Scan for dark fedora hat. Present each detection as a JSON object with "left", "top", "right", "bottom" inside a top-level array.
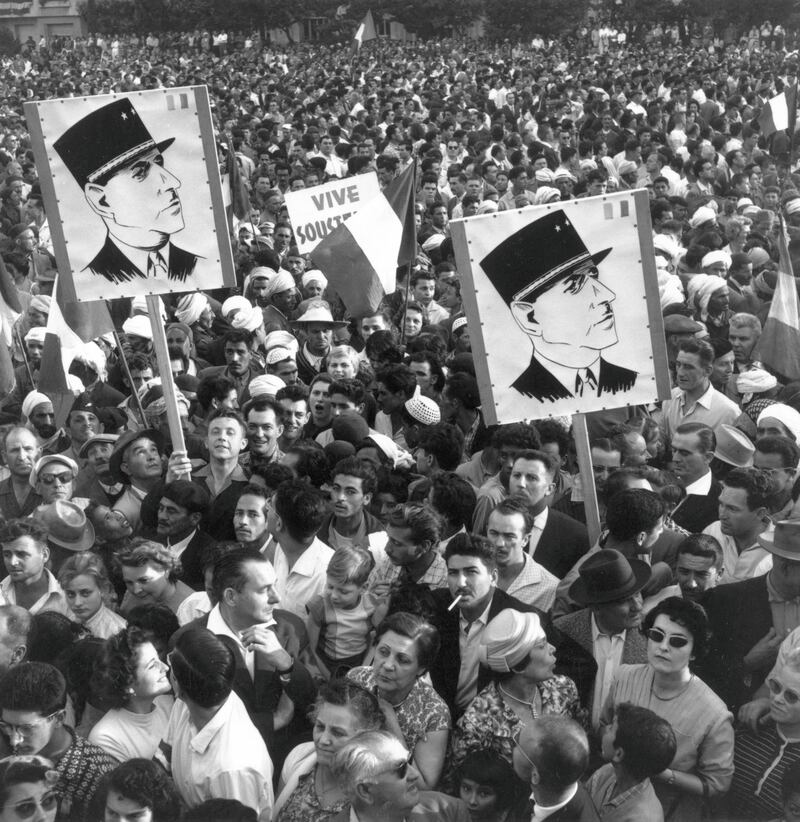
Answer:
[
  {"left": 568, "top": 549, "right": 651, "bottom": 606},
  {"left": 480, "top": 209, "right": 612, "bottom": 305},
  {"left": 108, "top": 428, "right": 165, "bottom": 485},
  {"left": 53, "top": 97, "right": 175, "bottom": 190}
]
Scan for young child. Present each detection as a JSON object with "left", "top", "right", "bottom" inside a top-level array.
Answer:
[
  {"left": 457, "top": 750, "right": 520, "bottom": 822},
  {"left": 305, "top": 545, "right": 382, "bottom": 680},
  {"left": 586, "top": 702, "right": 677, "bottom": 822},
  {"left": 58, "top": 552, "right": 127, "bottom": 639}
]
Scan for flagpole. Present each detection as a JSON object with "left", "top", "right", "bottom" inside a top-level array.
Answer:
[
  {"left": 399, "top": 160, "right": 417, "bottom": 349},
  {"left": 792, "top": 75, "right": 799, "bottom": 167},
  {"left": 13, "top": 326, "right": 35, "bottom": 390},
  {"left": 106, "top": 303, "right": 148, "bottom": 430}
]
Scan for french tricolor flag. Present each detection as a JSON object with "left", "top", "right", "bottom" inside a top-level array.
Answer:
[
  {"left": 312, "top": 165, "right": 416, "bottom": 317},
  {"left": 758, "top": 83, "right": 797, "bottom": 138}
]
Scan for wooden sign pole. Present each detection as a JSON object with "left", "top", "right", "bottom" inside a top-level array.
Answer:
[
  {"left": 146, "top": 294, "right": 186, "bottom": 454},
  {"left": 573, "top": 412, "right": 601, "bottom": 545}
]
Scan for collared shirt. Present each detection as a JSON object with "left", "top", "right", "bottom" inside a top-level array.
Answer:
[
  {"left": 0, "top": 569, "right": 69, "bottom": 615},
  {"left": 505, "top": 553, "right": 559, "bottom": 611},
  {"left": 534, "top": 354, "right": 601, "bottom": 398},
  {"left": 661, "top": 383, "right": 739, "bottom": 441},
  {"left": 457, "top": 599, "right": 493, "bottom": 710},
  {"left": 370, "top": 550, "right": 448, "bottom": 592},
  {"left": 591, "top": 614, "right": 626, "bottom": 730},
  {"left": 684, "top": 471, "right": 713, "bottom": 497},
  {"left": 273, "top": 538, "right": 333, "bottom": 619},
  {"left": 193, "top": 461, "right": 248, "bottom": 500},
  {"left": 586, "top": 764, "right": 662, "bottom": 822},
  {"left": 767, "top": 573, "right": 800, "bottom": 641},
  {"left": 206, "top": 604, "right": 276, "bottom": 679},
  {"left": 84, "top": 605, "right": 127, "bottom": 639},
  {"left": 168, "top": 529, "right": 197, "bottom": 562},
  {"left": 301, "top": 342, "right": 325, "bottom": 372},
  {"left": 702, "top": 520, "right": 773, "bottom": 583},
  {"left": 164, "top": 691, "right": 274, "bottom": 819},
  {"left": 531, "top": 784, "right": 578, "bottom": 821},
  {"left": 108, "top": 235, "right": 171, "bottom": 277}
]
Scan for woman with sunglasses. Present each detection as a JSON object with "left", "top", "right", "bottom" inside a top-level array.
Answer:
[
  {"left": 728, "top": 646, "right": 800, "bottom": 819},
  {"left": 600, "top": 597, "right": 734, "bottom": 822},
  {"left": 0, "top": 755, "right": 58, "bottom": 822}
]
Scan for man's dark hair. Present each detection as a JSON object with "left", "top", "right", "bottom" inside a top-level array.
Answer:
[
  {"left": 276, "top": 383, "right": 309, "bottom": 405},
  {"left": 512, "top": 448, "right": 557, "bottom": 477},
  {"left": 223, "top": 329, "right": 255, "bottom": 348},
  {"left": 250, "top": 463, "right": 294, "bottom": 492},
  {"left": 212, "top": 547, "right": 266, "bottom": 603},
  {"left": 329, "top": 378, "right": 367, "bottom": 408},
  {"left": 444, "top": 532, "right": 496, "bottom": 570},
  {"left": 674, "top": 422, "right": 716, "bottom": 455},
  {"left": 161, "top": 480, "right": 208, "bottom": 515},
  {"left": 98, "top": 759, "right": 182, "bottom": 822},
  {"left": 197, "top": 374, "right": 237, "bottom": 413},
  {"left": 244, "top": 397, "right": 284, "bottom": 424},
  {"left": 273, "top": 479, "right": 328, "bottom": 541},
  {"left": 0, "top": 519, "right": 48, "bottom": 548},
  {"left": 605, "top": 489, "right": 664, "bottom": 541},
  {"left": 612, "top": 703, "right": 677, "bottom": 781},
  {"left": 285, "top": 442, "right": 330, "bottom": 487},
  {"left": 429, "top": 473, "right": 476, "bottom": 531},
  {"left": 534, "top": 419, "right": 571, "bottom": 459},
  {"left": 170, "top": 628, "right": 236, "bottom": 708},
  {"left": 444, "top": 372, "right": 481, "bottom": 410},
  {"left": 527, "top": 717, "right": 588, "bottom": 790},
  {"left": 677, "top": 337, "right": 714, "bottom": 367},
  {"left": 207, "top": 407, "right": 248, "bottom": 433},
  {"left": 491, "top": 494, "right": 535, "bottom": 533},
  {"left": 0, "top": 661, "right": 67, "bottom": 715},
  {"left": 416, "top": 423, "right": 464, "bottom": 471},
  {"left": 722, "top": 467, "right": 773, "bottom": 511},
  {"left": 492, "top": 423, "right": 541, "bottom": 451},
  {"left": 376, "top": 364, "right": 418, "bottom": 400},
  {"left": 332, "top": 456, "right": 377, "bottom": 496},
  {"left": 676, "top": 533, "right": 724, "bottom": 571},
  {"left": 755, "top": 435, "right": 800, "bottom": 468}
]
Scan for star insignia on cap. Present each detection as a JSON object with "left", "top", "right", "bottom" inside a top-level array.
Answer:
[{"left": 121, "top": 113, "right": 127, "bottom": 120}]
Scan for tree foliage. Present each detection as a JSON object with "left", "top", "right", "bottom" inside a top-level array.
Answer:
[{"left": 484, "top": 0, "right": 591, "bottom": 41}]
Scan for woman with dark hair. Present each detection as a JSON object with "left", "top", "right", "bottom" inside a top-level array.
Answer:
[
  {"left": 0, "top": 755, "right": 59, "bottom": 822},
  {"left": 457, "top": 749, "right": 521, "bottom": 822},
  {"left": 92, "top": 758, "right": 181, "bottom": 822},
  {"left": 273, "top": 679, "right": 385, "bottom": 822},
  {"left": 116, "top": 538, "right": 193, "bottom": 617},
  {"left": 347, "top": 611, "right": 450, "bottom": 788},
  {"left": 89, "top": 626, "right": 173, "bottom": 762},
  {"left": 600, "top": 597, "right": 734, "bottom": 821}
]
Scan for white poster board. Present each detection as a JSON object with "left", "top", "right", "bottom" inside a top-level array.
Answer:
[
  {"left": 450, "top": 190, "right": 670, "bottom": 424},
  {"left": 284, "top": 172, "right": 381, "bottom": 253},
  {"left": 25, "top": 86, "right": 235, "bottom": 303}
]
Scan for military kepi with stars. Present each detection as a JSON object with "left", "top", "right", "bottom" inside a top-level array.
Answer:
[
  {"left": 480, "top": 209, "right": 613, "bottom": 305},
  {"left": 53, "top": 97, "right": 175, "bottom": 190}
]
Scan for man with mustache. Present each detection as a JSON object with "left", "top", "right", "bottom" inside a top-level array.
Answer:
[
  {"left": 53, "top": 97, "right": 199, "bottom": 285},
  {"left": 481, "top": 210, "right": 637, "bottom": 402}
]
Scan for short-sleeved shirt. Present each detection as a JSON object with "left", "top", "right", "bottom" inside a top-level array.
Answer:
[
  {"left": 306, "top": 593, "right": 374, "bottom": 659},
  {"left": 348, "top": 666, "right": 451, "bottom": 752}
]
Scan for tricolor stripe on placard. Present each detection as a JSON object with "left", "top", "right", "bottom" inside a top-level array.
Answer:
[
  {"left": 312, "top": 165, "right": 415, "bottom": 316},
  {"left": 758, "top": 85, "right": 797, "bottom": 138}
]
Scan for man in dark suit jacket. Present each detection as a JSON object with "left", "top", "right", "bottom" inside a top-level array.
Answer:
[
  {"left": 669, "top": 423, "right": 723, "bottom": 534},
  {"left": 429, "top": 533, "right": 545, "bottom": 718},
  {"left": 512, "top": 355, "right": 637, "bottom": 402},
  {"left": 170, "top": 548, "right": 316, "bottom": 770},
  {"left": 535, "top": 506, "right": 591, "bottom": 580}
]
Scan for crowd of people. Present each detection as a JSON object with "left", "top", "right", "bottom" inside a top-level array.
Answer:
[{"left": 2, "top": 15, "right": 800, "bottom": 822}]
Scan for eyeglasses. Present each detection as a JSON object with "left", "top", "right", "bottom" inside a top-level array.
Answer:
[
  {"left": 768, "top": 677, "right": 800, "bottom": 705},
  {"left": 645, "top": 627, "right": 690, "bottom": 649},
  {"left": 0, "top": 712, "right": 59, "bottom": 738},
  {"left": 374, "top": 751, "right": 414, "bottom": 780},
  {"left": 4, "top": 790, "right": 58, "bottom": 820},
  {"left": 37, "top": 472, "right": 72, "bottom": 486}
]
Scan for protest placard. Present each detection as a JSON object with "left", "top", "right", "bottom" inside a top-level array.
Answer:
[
  {"left": 25, "top": 86, "right": 235, "bottom": 303},
  {"left": 285, "top": 173, "right": 381, "bottom": 254},
  {"left": 450, "top": 190, "right": 671, "bottom": 425}
]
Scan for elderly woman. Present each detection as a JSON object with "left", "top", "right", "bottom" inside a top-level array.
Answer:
[
  {"left": 347, "top": 612, "right": 450, "bottom": 789},
  {"left": 601, "top": 597, "right": 734, "bottom": 822},
  {"left": 116, "top": 538, "right": 193, "bottom": 617},
  {"left": 89, "top": 626, "right": 174, "bottom": 762},
  {"left": 729, "top": 647, "right": 800, "bottom": 818},
  {"left": 330, "top": 730, "right": 467, "bottom": 822},
  {"left": 92, "top": 758, "right": 181, "bottom": 822},
  {"left": 447, "top": 610, "right": 583, "bottom": 784},
  {"left": 0, "top": 755, "right": 59, "bottom": 822},
  {"left": 273, "top": 679, "right": 385, "bottom": 822}
]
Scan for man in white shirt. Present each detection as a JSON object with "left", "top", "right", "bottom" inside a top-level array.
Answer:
[
  {"left": 703, "top": 467, "right": 773, "bottom": 583},
  {"left": 267, "top": 479, "right": 331, "bottom": 619},
  {"left": 162, "top": 627, "right": 274, "bottom": 820},
  {"left": 554, "top": 549, "right": 651, "bottom": 729}
]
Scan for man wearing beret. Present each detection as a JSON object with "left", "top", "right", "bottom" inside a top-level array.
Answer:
[
  {"left": 53, "top": 97, "right": 199, "bottom": 286},
  {"left": 481, "top": 210, "right": 637, "bottom": 403}
]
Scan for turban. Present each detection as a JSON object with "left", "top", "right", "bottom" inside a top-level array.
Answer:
[
  {"left": 737, "top": 368, "right": 778, "bottom": 405},
  {"left": 132, "top": 295, "right": 166, "bottom": 319},
  {"left": 785, "top": 198, "right": 800, "bottom": 216},
  {"left": 653, "top": 233, "right": 680, "bottom": 258},
  {"left": 747, "top": 247, "right": 771, "bottom": 268},
  {"left": 74, "top": 341, "right": 106, "bottom": 377},
  {"left": 122, "top": 315, "right": 153, "bottom": 340},
  {"left": 422, "top": 234, "right": 446, "bottom": 252},
  {"left": 21, "top": 390, "right": 51, "bottom": 421},
  {"left": 29, "top": 295, "right": 50, "bottom": 314},
  {"left": 534, "top": 168, "right": 555, "bottom": 183},
  {"left": 24, "top": 326, "right": 46, "bottom": 344},
  {"left": 554, "top": 168, "right": 577, "bottom": 182},
  {"left": 250, "top": 266, "right": 276, "bottom": 281},
  {"left": 265, "top": 330, "right": 299, "bottom": 355},
  {"left": 617, "top": 160, "right": 637, "bottom": 176},
  {"left": 231, "top": 304, "right": 263, "bottom": 332},
  {"left": 221, "top": 295, "right": 251, "bottom": 319},
  {"left": 248, "top": 374, "right": 285, "bottom": 398},
  {"left": 686, "top": 274, "right": 726, "bottom": 320},
  {"left": 478, "top": 610, "right": 546, "bottom": 672},
  {"left": 757, "top": 403, "right": 800, "bottom": 442},
  {"left": 175, "top": 293, "right": 208, "bottom": 326},
  {"left": 264, "top": 269, "right": 296, "bottom": 296},
  {"left": 477, "top": 200, "right": 498, "bottom": 214},
  {"left": 532, "top": 186, "right": 561, "bottom": 204},
  {"left": 701, "top": 250, "right": 732, "bottom": 271},
  {"left": 689, "top": 206, "right": 716, "bottom": 228},
  {"left": 301, "top": 270, "right": 328, "bottom": 290}
]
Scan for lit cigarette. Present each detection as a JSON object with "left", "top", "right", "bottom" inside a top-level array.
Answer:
[{"left": 448, "top": 594, "right": 463, "bottom": 612}]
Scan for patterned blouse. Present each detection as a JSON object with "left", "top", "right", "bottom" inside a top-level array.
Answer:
[
  {"left": 347, "top": 666, "right": 451, "bottom": 753},
  {"left": 446, "top": 676, "right": 584, "bottom": 786},
  {"left": 275, "top": 768, "right": 346, "bottom": 822}
]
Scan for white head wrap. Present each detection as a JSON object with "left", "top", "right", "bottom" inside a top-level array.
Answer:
[
  {"left": 301, "top": 270, "right": 328, "bottom": 290},
  {"left": 701, "top": 250, "right": 732, "bottom": 271},
  {"left": 24, "top": 326, "right": 46, "bottom": 344},
  {"left": 21, "top": 390, "right": 51, "bottom": 421},
  {"left": 532, "top": 186, "right": 561, "bottom": 205},
  {"left": 231, "top": 304, "right": 264, "bottom": 332},
  {"left": 248, "top": 374, "right": 285, "bottom": 398},
  {"left": 686, "top": 274, "right": 727, "bottom": 320},
  {"left": 122, "top": 315, "right": 153, "bottom": 340},
  {"left": 175, "top": 293, "right": 209, "bottom": 326},
  {"left": 264, "top": 269, "right": 296, "bottom": 296},
  {"left": 757, "top": 404, "right": 800, "bottom": 442},
  {"left": 221, "top": 296, "right": 251, "bottom": 319}
]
